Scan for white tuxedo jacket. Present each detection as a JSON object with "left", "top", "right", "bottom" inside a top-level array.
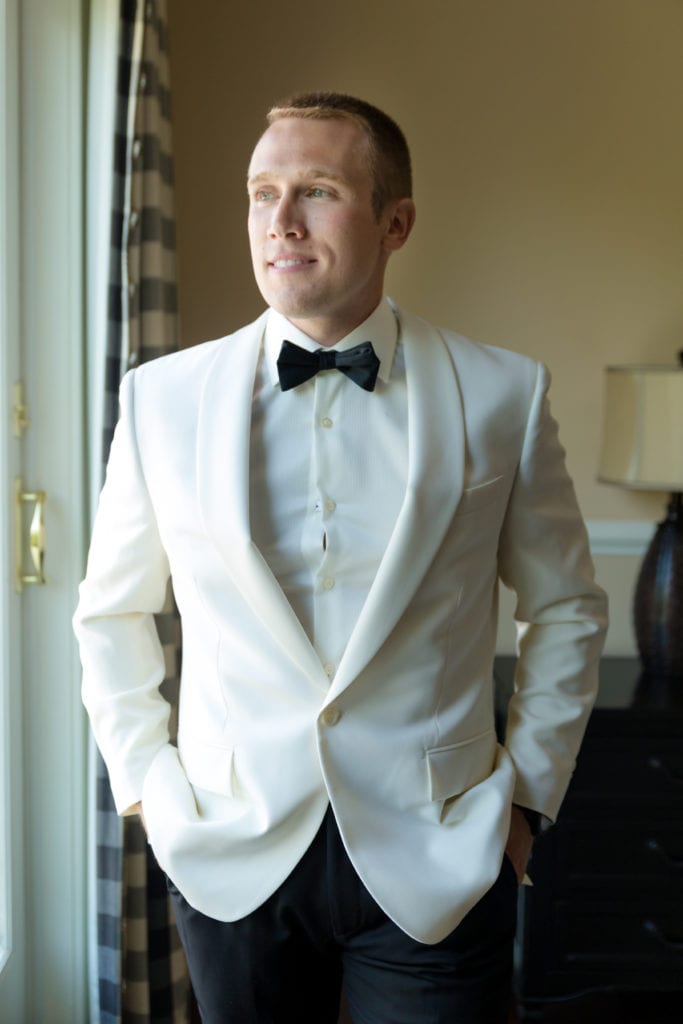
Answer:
[{"left": 74, "top": 304, "right": 607, "bottom": 944}]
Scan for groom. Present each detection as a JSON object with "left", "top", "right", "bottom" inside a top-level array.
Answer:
[{"left": 75, "top": 92, "right": 607, "bottom": 1023}]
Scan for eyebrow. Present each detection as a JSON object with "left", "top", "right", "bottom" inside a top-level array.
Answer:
[{"left": 246, "top": 168, "right": 349, "bottom": 187}]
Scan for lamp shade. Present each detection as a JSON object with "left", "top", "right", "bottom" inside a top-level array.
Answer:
[{"left": 598, "top": 364, "right": 683, "bottom": 491}]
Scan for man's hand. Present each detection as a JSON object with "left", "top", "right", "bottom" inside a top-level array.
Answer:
[
  {"left": 505, "top": 804, "right": 534, "bottom": 884},
  {"left": 133, "top": 800, "right": 147, "bottom": 834}
]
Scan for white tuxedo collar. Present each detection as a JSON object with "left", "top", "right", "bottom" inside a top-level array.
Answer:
[{"left": 196, "top": 305, "right": 465, "bottom": 696}]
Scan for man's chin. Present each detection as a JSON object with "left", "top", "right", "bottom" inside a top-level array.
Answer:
[{"left": 263, "top": 294, "right": 327, "bottom": 323}]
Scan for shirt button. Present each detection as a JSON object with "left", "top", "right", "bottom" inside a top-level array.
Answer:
[
  {"left": 323, "top": 662, "right": 335, "bottom": 677},
  {"left": 321, "top": 705, "right": 341, "bottom": 727},
  {"left": 322, "top": 577, "right": 335, "bottom": 591},
  {"left": 321, "top": 417, "right": 333, "bottom": 428},
  {"left": 324, "top": 499, "right": 336, "bottom": 513}
]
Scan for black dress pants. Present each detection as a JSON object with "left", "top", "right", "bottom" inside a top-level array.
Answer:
[{"left": 167, "top": 808, "right": 517, "bottom": 1024}]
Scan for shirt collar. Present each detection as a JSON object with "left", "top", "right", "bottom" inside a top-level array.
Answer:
[{"left": 264, "top": 297, "right": 399, "bottom": 389}]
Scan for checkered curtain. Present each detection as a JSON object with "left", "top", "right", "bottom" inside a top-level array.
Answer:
[{"left": 96, "top": 1, "right": 191, "bottom": 1021}]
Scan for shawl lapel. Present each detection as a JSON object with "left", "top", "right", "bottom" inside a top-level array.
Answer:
[
  {"left": 327, "top": 307, "right": 465, "bottom": 701},
  {"left": 196, "top": 314, "right": 328, "bottom": 690}
]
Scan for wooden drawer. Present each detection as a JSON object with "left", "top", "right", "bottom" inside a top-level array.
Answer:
[
  {"left": 552, "top": 819, "right": 683, "bottom": 890},
  {"left": 520, "top": 899, "right": 683, "bottom": 997},
  {"left": 555, "top": 899, "right": 683, "bottom": 974},
  {"left": 570, "top": 737, "right": 683, "bottom": 798}
]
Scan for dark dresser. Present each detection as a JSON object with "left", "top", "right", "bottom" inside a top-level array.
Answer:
[{"left": 495, "top": 657, "right": 683, "bottom": 1022}]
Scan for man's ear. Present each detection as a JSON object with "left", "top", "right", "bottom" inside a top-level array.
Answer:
[{"left": 382, "top": 198, "right": 416, "bottom": 253}]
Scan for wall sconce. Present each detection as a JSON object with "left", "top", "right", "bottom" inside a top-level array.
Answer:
[{"left": 598, "top": 357, "right": 683, "bottom": 679}]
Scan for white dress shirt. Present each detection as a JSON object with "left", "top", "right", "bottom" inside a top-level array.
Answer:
[{"left": 249, "top": 297, "right": 408, "bottom": 679}]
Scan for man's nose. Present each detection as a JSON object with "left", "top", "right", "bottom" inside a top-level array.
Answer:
[{"left": 268, "top": 195, "right": 305, "bottom": 239}]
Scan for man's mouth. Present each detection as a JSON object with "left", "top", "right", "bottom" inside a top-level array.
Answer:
[{"left": 269, "top": 257, "right": 316, "bottom": 270}]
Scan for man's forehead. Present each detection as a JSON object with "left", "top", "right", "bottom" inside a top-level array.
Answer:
[{"left": 249, "top": 117, "right": 367, "bottom": 166}]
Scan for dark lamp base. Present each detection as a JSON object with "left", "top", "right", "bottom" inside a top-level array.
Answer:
[{"left": 633, "top": 492, "right": 683, "bottom": 680}]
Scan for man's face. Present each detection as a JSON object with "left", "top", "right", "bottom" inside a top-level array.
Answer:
[{"left": 247, "top": 117, "right": 393, "bottom": 345}]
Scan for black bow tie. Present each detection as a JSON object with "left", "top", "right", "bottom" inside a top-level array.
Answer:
[{"left": 277, "top": 340, "right": 380, "bottom": 392}]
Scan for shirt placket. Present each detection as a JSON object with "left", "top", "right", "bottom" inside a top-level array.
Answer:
[{"left": 309, "top": 370, "right": 347, "bottom": 681}]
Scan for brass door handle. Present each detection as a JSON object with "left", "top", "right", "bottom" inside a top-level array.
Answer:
[{"left": 15, "top": 478, "right": 47, "bottom": 592}]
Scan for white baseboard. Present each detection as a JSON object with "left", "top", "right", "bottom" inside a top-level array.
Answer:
[{"left": 586, "top": 519, "right": 654, "bottom": 557}]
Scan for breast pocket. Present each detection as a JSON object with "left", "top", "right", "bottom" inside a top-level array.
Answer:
[{"left": 454, "top": 475, "right": 506, "bottom": 517}]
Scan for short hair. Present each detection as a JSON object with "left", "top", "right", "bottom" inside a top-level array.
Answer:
[{"left": 266, "top": 92, "right": 412, "bottom": 219}]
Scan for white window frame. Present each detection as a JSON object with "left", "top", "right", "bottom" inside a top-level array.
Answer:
[{"left": 1, "top": 0, "right": 87, "bottom": 1019}]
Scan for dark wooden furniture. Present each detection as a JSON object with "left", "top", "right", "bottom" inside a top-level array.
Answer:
[{"left": 496, "top": 657, "right": 683, "bottom": 1022}]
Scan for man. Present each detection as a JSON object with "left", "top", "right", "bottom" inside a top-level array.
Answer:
[{"left": 74, "top": 93, "right": 607, "bottom": 1023}]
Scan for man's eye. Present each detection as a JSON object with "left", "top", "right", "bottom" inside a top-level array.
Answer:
[
  {"left": 308, "top": 187, "right": 330, "bottom": 198},
  {"left": 253, "top": 189, "right": 275, "bottom": 202}
]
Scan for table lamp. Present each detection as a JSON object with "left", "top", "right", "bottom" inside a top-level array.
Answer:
[{"left": 598, "top": 357, "right": 683, "bottom": 679}]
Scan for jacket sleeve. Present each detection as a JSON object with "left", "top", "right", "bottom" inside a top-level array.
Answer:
[
  {"left": 73, "top": 369, "right": 173, "bottom": 814},
  {"left": 497, "top": 361, "right": 608, "bottom": 821}
]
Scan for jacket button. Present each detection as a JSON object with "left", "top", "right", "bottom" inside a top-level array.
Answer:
[{"left": 321, "top": 705, "right": 341, "bottom": 727}]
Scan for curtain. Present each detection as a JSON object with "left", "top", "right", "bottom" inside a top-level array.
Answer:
[{"left": 95, "top": 1, "right": 190, "bottom": 1020}]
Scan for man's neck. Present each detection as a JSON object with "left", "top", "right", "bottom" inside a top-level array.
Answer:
[{"left": 284, "top": 300, "right": 384, "bottom": 348}]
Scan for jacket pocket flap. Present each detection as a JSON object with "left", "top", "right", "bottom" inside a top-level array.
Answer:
[
  {"left": 426, "top": 729, "right": 497, "bottom": 801},
  {"left": 454, "top": 475, "right": 505, "bottom": 516},
  {"left": 178, "top": 735, "right": 235, "bottom": 797}
]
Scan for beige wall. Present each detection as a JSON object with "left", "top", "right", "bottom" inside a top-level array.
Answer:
[{"left": 167, "top": 0, "right": 683, "bottom": 656}]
